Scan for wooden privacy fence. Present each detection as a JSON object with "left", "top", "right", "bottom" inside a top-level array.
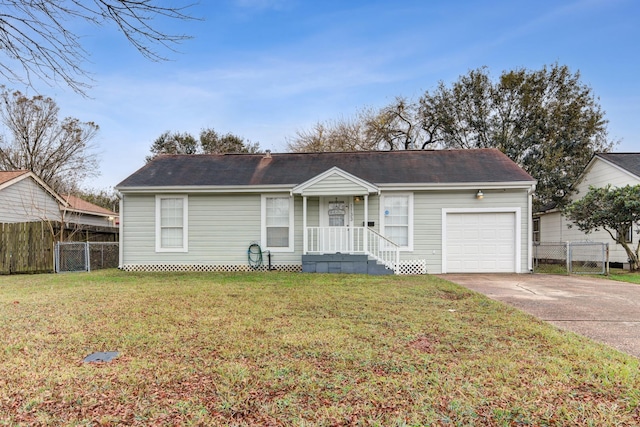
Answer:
[{"left": 0, "top": 222, "right": 54, "bottom": 274}]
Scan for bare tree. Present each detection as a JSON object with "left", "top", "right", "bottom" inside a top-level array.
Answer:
[
  {"left": 0, "top": 88, "right": 100, "bottom": 192},
  {"left": 0, "top": 1, "right": 196, "bottom": 94},
  {"left": 364, "top": 98, "right": 433, "bottom": 150},
  {"left": 286, "top": 101, "right": 433, "bottom": 153},
  {"left": 286, "top": 112, "right": 381, "bottom": 153}
]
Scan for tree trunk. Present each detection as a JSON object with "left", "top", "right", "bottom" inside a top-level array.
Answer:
[{"left": 619, "top": 241, "right": 639, "bottom": 271}]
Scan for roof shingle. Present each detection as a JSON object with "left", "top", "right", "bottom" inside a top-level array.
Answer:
[
  {"left": 117, "top": 149, "right": 534, "bottom": 188},
  {"left": 0, "top": 170, "right": 29, "bottom": 186}
]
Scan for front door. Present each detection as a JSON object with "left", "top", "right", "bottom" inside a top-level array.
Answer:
[{"left": 321, "top": 197, "right": 351, "bottom": 252}]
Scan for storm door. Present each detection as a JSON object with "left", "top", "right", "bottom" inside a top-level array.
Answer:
[{"left": 321, "top": 197, "right": 352, "bottom": 252}]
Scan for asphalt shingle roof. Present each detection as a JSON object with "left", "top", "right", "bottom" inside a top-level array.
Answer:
[
  {"left": 116, "top": 148, "right": 535, "bottom": 188},
  {"left": 0, "top": 170, "right": 29, "bottom": 186},
  {"left": 62, "top": 194, "right": 117, "bottom": 216}
]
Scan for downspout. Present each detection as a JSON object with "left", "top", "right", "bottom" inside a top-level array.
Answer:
[
  {"left": 527, "top": 184, "right": 536, "bottom": 273},
  {"left": 117, "top": 191, "right": 123, "bottom": 269}
]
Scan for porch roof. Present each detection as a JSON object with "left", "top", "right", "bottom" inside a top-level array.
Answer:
[
  {"left": 292, "top": 167, "right": 379, "bottom": 196},
  {"left": 116, "top": 148, "right": 535, "bottom": 189}
]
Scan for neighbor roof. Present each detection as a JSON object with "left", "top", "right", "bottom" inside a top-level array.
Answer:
[
  {"left": 116, "top": 149, "right": 535, "bottom": 189},
  {"left": 597, "top": 153, "right": 640, "bottom": 178},
  {"left": 62, "top": 194, "right": 117, "bottom": 217},
  {"left": 0, "top": 170, "right": 29, "bottom": 186}
]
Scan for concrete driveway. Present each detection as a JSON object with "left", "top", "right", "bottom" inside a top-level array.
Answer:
[{"left": 440, "top": 274, "right": 640, "bottom": 358}]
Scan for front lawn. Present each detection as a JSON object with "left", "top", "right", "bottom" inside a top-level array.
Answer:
[{"left": 1, "top": 270, "right": 639, "bottom": 426}]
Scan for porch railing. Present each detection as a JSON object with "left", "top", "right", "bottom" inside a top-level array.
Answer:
[{"left": 305, "top": 227, "right": 400, "bottom": 272}]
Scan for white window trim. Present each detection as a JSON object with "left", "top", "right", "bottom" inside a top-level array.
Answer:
[
  {"left": 261, "top": 194, "right": 295, "bottom": 252},
  {"left": 155, "top": 195, "right": 189, "bottom": 253},
  {"left": 379, "top": 192, "right": 414, "bottom": 251}
]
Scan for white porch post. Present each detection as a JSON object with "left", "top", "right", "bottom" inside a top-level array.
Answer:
[
  {"left": 302, "top": 195, "right": 308, "bottom": 254},
  {"left": 363, "top": 194, "right": 369, "bottom": 254}
]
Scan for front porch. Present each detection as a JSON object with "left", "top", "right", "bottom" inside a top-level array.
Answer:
[
  {"left": 303, "top": 226, "right": 400, "bottom": 274},
  {"left": 293, "top": 166, "right": 426, "bottom": 275}
]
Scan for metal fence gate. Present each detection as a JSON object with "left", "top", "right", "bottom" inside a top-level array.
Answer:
[
  {"left": 55, "top": 242, "right": 119, "bottom": 273},
  {"left": 533, "top": 242, "right": 609, "bottom": 274}
]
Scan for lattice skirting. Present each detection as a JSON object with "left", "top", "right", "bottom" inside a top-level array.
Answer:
[
  {"left": 121, "top": 264, "right": 303, "bottom": 273},
  {"left": 120, "top": 261, "right": 427, "bottom": 275},
  {"left": 396, "top": 260, "right": 428, "bottom": 275}
]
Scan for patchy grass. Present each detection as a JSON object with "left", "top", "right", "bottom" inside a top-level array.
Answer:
[
  {"left": 533, "top": 263, "right": 568, "bottom": 275},
  {"left": 603, "top": 269, "right": 640, "bottom": 284},
  {"left": 1, "top": 270, "right": 640, "bottom": 426}
]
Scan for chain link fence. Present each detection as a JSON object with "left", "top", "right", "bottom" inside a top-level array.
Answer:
[
  {"left": 55, "top": 242, "right": 119, "bottom": 273},
  {"left": 533, "top": 242, "right": 608, "bottom": 274}
]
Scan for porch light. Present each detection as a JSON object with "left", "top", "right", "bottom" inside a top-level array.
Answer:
[
  {"left": 354, "top": 196, "right": 362, "bottom": 203},
  {"left": 476, "top": 190, "right": 484, "bottom": 200}
]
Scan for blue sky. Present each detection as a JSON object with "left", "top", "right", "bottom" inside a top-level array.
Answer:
[{"left": 25, "top": 0, "right": 640, "bottom": 190}]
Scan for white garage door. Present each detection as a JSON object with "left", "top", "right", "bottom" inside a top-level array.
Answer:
[{"left": 445, "top": 212, "right": 516, "bottom": 273}]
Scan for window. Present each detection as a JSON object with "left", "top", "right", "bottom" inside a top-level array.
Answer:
[
  {"left": 262, "top": 195, "right": 294, "bottom": 252},
  {"left": 533, "top": 217, "right": 540, "bottom": 243},
  {"left": 380, "top": 194, "right": 413, "bottom": 250},
  {"left": 156, "top": 195, "right": 188, "bottom": 252},
  {"left": 617, "top": 224, "right": 633, "bottom": 243}
]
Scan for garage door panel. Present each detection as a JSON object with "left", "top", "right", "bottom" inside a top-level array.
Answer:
[{"left": 446, "top": 212, "right": 516, "bottom": 273}]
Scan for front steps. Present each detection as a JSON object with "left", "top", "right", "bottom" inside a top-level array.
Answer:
[{"left": 302, "top": 254, "right": 394, "bottom": 275}]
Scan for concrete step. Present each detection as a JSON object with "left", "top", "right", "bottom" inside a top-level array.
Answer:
[{"left": 302, "top": 254, "right": 394, "bottom": 275}]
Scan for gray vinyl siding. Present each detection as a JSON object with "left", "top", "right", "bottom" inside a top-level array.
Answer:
[
  {"left": 352, "top": 196, "right": 380, "bottom": 231},
  {"left": 121, "top": 188, "right": 530, "bottom": 273},
  {"left": 0, "top": 178, "right": 60, "bottom": 223},
  {"left": 410, "top": 189, "right": 530, "bottom": 274},
  {"left": 121, "top": 194, "right": 155, "bottom": 263},
  {"left": 122, "top": 193, "right": 257, "bottom": 265},
  {"left": 121, "top": 193, "right": 304, "bottom": 266},
  {"left": 301, "top": 173, "right": 370, "bottom": 196}
]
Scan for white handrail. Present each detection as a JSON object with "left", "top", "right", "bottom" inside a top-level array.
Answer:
[{"left": 364, "top": 227, "right": 400, "bottom": 271}]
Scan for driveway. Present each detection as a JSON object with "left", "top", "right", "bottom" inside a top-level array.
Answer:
[{"left": 440, "top": 274, "right": 640, "bottom": 358}]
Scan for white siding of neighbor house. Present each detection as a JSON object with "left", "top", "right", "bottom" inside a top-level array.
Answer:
[
  {"left": 537, "top": 158, "right": 640, "bottom": 265},
  {"left": 122, "top": 188, "right": 530, "bottom": 274},
  {"left": 0, "top": 178, "right": 61, "bottom": 223},
  {"left": 65, "top": 212, "right": 113, "bottom": 228},
  {"left": 574, "top": 159, "right": 640, "bottom": 195}
]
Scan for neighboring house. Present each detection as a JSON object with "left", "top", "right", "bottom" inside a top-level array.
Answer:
[
  {"left": 0, "top": 170, "right": 66, "bottom": 223},
  {"left": 534, "top": 153, "right": 640, "bottom": 268},
  {"left": 0, "top": 170, "right": 118, "bottom": 236},
  {"left": 62, "top": 194, "right": 119, "bottom": 229},
  {"left": 116, "top": 149, "right": 536, "bottom": 274}
]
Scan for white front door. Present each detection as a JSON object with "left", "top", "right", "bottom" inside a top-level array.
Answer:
[{"left": 320, "top": 197, "right": 351, "bottom": 252}]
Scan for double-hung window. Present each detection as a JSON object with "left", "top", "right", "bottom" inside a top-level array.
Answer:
[
  {"left": 156, "top": 195, "right": 188, "bottom": 252},
  {"left": 262, "top": 195, "right": 294, "bottom": 252},
  {"left": 380, "top": 193, "right": 413, "bottom": 250}
]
